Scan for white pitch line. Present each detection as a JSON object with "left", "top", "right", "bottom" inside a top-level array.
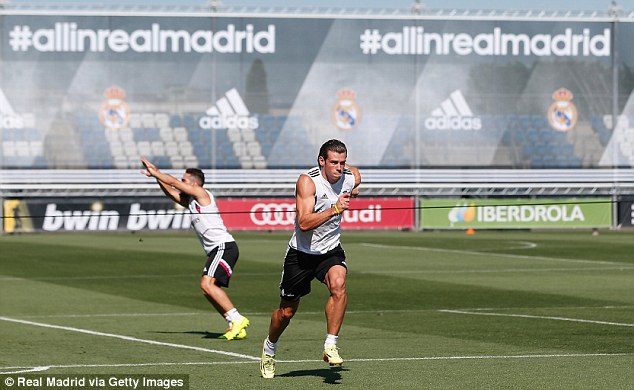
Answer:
[
  {"left": 0, "top": 316, "right": 260, "bottom": 361},
  {"left": 2, "top": 353, "right": 632, "bottom": 375},
  {"left": 345, "top": 353, "right": 633, "bottom": 362},
  {"left": 10, "top": 305, "right": 634, "bottom": 320},
  {"left": 467, "top": 241, "right": 538, "bottom": 251},
  {"left": 4, "top": 266, "right": 632, "bottom": 283},
  {"left": 0, "top": 272, "right": 281, "bottom": 282},
  {"left": 14, "top": 312, "right": 201, "bottom": 319},
  {"left": 0, "top": 274, "right": 192, "bottom": 282},
  {"left": 440, "top": 310, "right": 634, "bottom": 327},
  {"left": 360, "top": 243, "right": 625, "bottom": 266},
  {"left": 358, "top": 266, "right": 634, "bottom": 274},
  {"left": 0, "top": 367, "right": 51, "bottom": 374},
  {"left": 508, "top": 241, "right": 538, "bottom": 250},
  {"left": 448, "top": 305, "right": 634, "bottom": 312},
  {"left": 0, "top": 361, "right": 256, "bottom": 375}
]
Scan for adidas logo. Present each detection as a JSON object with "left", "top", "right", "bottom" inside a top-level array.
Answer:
[
  {"left": 425, "top": 90, "right": 482, "bottom": 130},
  {"left": 199, "top": 88, "right": 259, "bottom": 130},
  {"left": 0, "top": 88, "right": 28, "bottom": 128},
  {"left": 321, "top": 194, "right": 329, "bottom": 199}
]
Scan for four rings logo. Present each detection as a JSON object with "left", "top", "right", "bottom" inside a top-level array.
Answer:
[{"left": 250, "top": 203, "right": 296, "bottom": 226}]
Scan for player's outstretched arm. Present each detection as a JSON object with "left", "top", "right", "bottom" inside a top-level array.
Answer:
[
  {"left": 141, "top": 158, "right": 184, "bottom": 205},
  {"left": 141, "top": 157, "right": 209, "bottom": 207}
]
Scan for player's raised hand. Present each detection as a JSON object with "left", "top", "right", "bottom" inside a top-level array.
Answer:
[
  {"left": 337, "top": 192, "right": 351, "bottom": 212},
  {"left": 141, "top": 157, "right": 157, "bottom": 177}
]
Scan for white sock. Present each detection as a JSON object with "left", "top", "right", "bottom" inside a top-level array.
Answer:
[
  {"left": 264, "top": 336, "right": 277, "bottom": 355},
  {"left": 226, "top": 308, "right": 243, "bottom": 322},
  {"left": 324, "top": 334, "right": 338, "bottom": 348}
]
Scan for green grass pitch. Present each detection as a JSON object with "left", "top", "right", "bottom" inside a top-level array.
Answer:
[{"left": 1, "top": 230, "right": 633, "bottom": 389}]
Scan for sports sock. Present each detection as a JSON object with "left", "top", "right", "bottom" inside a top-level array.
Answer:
[
  {"left": 324, "top": 334, "right": 338, "bottom": 349},
  {"left": 226, "top": 308, "right": 243, "bottom": 322},
  {"left": 264, "top": 336, "right": 277, "bottom": 355}
]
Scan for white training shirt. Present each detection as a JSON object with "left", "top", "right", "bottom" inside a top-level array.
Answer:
[
  {"left": 188, "top": 189, "right": 235, "bottom": 255},
  {"left": 289, "top": 166, "right": 356, "bottom": 255}
]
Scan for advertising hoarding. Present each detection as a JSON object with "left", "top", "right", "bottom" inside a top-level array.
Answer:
[
  {"left": 2, "top": 196, "right": 414, "bottom": 233},
  {"left": 420, "top": 198, "right": 613, "bottom": 229},
  {"left": 617, "top": 197, "right": 634, "bottom": 227}
]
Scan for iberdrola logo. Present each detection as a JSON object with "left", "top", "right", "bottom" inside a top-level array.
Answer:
[
  {"left": 448, "top": 202, "right": 476, "bottom": 226},
  {"left": 547, "top": 87, "right": 577, "bottom": 132}
]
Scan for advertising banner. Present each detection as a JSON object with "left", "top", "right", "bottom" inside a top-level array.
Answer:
[
  {"left": 617, "top": 197, "right": 634, "bottom": 227},
  {"left": 2, "top": 196, "right": 414, "bottom": 233},
  {"left": 1, "top": 13, "right": 631, "bottom": 170},
  {"left": 420, "top": 198, "right": 612, "bottom": 229},
  {"left": 2, "top": 199, "right": 192, "bottom": 233},
  {"left": 220, "top": 197, "right": 413, "bottom": 230}
]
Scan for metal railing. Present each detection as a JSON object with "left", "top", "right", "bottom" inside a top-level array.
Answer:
[
  {"left": 1, "top": 2, "right": 633, "bottom": 22},
  {"left": 2, "top": 168, "right": 633, "bottom": 197}
]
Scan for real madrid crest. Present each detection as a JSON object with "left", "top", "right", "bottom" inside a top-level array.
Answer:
[
  {"left": 98, "top": 85, "right": 131, "bottom": 130},
  {"left": 331, "top": 88, "right": 361, "bottom": 131},
  {"left": 547, "top": 87, "right": 577, "bottom": 132}
]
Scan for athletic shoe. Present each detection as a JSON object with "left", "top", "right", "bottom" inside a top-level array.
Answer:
[
  {"left": 322, "top": 343, "right": 343, "bottom": 366},
  {"left": 219, "top": 327, "right": 247, "bottom": 340},
  {"left": 221, "top": 317, "right": 250, "bottom": 341},
  {"left": 260, "top": 340, "right": 276, "bottom": 379},
  {"left": 234, "top": 328, "right": 247, "bottom": 339}
]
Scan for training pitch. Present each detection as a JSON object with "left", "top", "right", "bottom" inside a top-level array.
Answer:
[{"left": 1, "top": 230, "right": 633, "bottom": 389}]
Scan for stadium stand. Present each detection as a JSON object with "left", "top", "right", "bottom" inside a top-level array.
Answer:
[
  {"left": 500, "top": 115, "right": 582, "bottom": 168},
  {"left": 1, "top": 118, "right": 48, "bottom": 169},
  {"left": 255, "top": 115, "right": 283, "bottom": 156},
  {"left": 609, "top": 115, "right": 634, "bottom": 166},
  {"left": 75, "top": 112, "right": 201, "bottom": 169},
  {"left": 382, "top": 115, "right": 552, "bottom": 168},
  {"left": 3, "top": 109, "right": 623, "bottom": 172},
  {"left": 592, "top": 116, "right": 613, "bottom": 146}
]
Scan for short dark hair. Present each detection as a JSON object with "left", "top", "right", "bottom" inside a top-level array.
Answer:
[
  {"left": 318, "top": 139, "right": 347, "bottom": 164},
  {"left": 185, "top": 168, "right": 205, "bottom": 185}
]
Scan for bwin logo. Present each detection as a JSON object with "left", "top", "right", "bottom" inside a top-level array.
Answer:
[
  {"left": 424, "top": 90, "right": 482, "bottom": 130},
  {"left": 199, "top": 88, "right": 259, "bottom": 130}
]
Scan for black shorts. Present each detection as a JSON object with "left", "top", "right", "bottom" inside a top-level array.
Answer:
[
  {"left": 202, "top": 241, "right": 239, "bottom": 288},
  {"left": 279, "top": 245, "right": 347, "bottom": 300}
]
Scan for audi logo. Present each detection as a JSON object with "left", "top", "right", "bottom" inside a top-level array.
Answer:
[{"left": 250, "top": 203, "right": 296, "bottom": 226}]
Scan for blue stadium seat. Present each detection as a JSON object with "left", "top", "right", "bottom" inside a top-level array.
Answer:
[
  {"left": 170, "top": 115, "right": 182, "bottom": 127},
  {"left": 153, "top": 156, "right": 171, "bottom": 168},
  {"left": 32, "top": 156, "right": 48, "bottom": 168},
  {"left": 132, "top": 127, "right": 146, "bottom": 141},
  {"left": 521, "top": 144, "right": 533, "bottom": 158},
  {"left": 541, "top": 154, "right": 556, "bottom": 166},
  {"left": 530, "top": 155, "right": 544, "bottom": 167},
  {"left": 532, "top": 116, "right": 548, "bottom": 129},
  {"left": 188, "top": 127, "right": 201, "bottom": 143},
  {"left": 500, "top": 130, "right": 512, "bottom": 145},
  {"left": 145, "top": 127, "right": 160, "bottom": 141},
  {"left": 183, "top": 114, "right": 197, "bottom": 129}
]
